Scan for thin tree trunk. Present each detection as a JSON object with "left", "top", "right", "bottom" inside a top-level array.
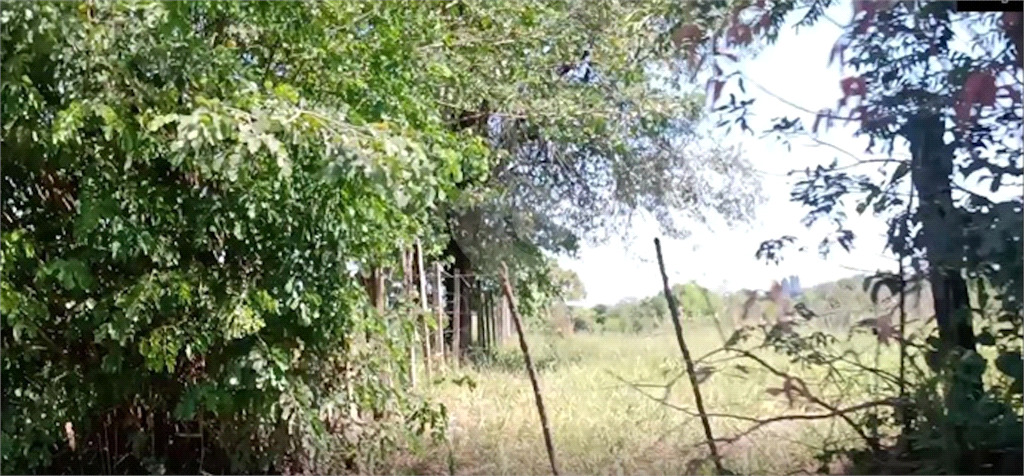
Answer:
[
  {"left": 499, "top": 263, "right": 559, "bottom": 476},
  {"left": 453, "top": 270, "right": 462, "bottom": 368},
  {"left": 654, "top": 238, "right": 726, "bottom": 475},
  {"left": 404, "top": 249, "right": 418, "bottom": 388},
  {"left": 435, "top": 263, "right": 445, "bottom": 366},
  {"left": 416, "top": 240, "right": 431, "bottom": 382}
]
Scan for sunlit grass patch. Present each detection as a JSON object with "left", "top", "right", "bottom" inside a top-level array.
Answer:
[{"left": 394, "top": 324, "right": 912, "bottom": 475}]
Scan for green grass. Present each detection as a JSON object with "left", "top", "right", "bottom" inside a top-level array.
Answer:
[{"left": 390, "top": 321, "right": 920, "bottom": 475}]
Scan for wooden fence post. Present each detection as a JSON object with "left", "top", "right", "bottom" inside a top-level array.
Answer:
[
  {"left": 654, "top": 238, "right": 726, "bottom": 474},
  {"left": 489, "top": 291, "right": 496, "bottom": 349},
  {"left": 453, "top": 269, "right": 462, "bottom": 368},
  {"left": 503, "top": 294, "right": 512, "bottom": 340},
  {"left": 434, "top": 263, "right": 445, "bottom": 367},
  {"left": 499, "top": 263, "right": 560, "bottom": 476},
  {"left": 404, "top": 249, "right": 418, "bottom": 389},
  {"left": 470, "top": 281, "right": 479, "bottom": 352},
  {"left": 487, "top": 289, "right": 494, "bottom": 349},
  {"left": 482, "top": 290, "right": 491, "bottom": 351},
  {"left": 496, "top": 293, "right": 504, "bottom": 343},
  {"left": 415, "top": 240, "right": 430, "bottom": 382}
]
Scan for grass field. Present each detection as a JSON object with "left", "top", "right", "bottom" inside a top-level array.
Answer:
[{"left": 395, "top": 323, "right": 910, "bottom": 475}]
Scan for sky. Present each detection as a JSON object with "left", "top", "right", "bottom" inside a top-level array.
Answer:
[{"left": 559, "top": 1, "right": 906, "bottom": 306}]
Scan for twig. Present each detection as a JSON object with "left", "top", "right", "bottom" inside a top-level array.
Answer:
[
  {"left": 499, "top": 263, "right": 559, "bottom": 476},
  {"left": 607, "top": 369, "right": 897, "bottom": 430},
  {"left": 726, "top": 348, "right": 882, "bottom": 453},
  {"left": 654, "top": 238, "right": 728, "bottom": 475}
]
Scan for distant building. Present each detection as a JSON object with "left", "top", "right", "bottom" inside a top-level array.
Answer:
[{"left": 781, "top": 275, "right": 803, "bottom": 299}]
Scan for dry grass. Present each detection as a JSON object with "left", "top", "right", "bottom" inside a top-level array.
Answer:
[{"left": 394, "top": 323, "right": 906, "bottom": 475}]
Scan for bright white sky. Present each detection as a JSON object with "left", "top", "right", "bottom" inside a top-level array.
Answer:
[{"left": 560, "top": 1, "right": 905, "bottom": 306}]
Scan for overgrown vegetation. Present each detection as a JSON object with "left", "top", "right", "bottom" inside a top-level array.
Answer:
[
  {"left": 1, "top": 1, "right": 759, "bottom": 474},
  {"left": 2, "top": 0, "right": 1020, "bottom": 475}
]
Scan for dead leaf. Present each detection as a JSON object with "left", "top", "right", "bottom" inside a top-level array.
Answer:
[
  {"left": 672, "top": 23, "right": 704, "bottom": 48},
  {"left": 840, "top": 76, "right": 866, "bottom": 98}
]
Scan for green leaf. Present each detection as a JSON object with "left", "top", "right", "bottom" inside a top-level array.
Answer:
[
  {"left": 995, "top": 351, "right": 1023, "bottom": 382},
  {"left": 147, "top": 114, "right": 178, "bottom": 132},
  {"left": 976, "top": 330, "right": 996, "bottom": 346}
]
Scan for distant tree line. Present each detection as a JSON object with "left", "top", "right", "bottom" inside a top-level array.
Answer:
[{"left": 555, "top": 274, "right": 936, "bottom": 335}]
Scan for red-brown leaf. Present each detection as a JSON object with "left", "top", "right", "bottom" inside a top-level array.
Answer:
[
  {"left": 754, "top": 12, "right": 772, "bottom": 34},
  {"left": 963, "top": 72, "right": 998, "bottom": 107},
  {"left": 727, "top": 23, "right": 753, "bottom": 46},
  {"left": 672, "top": 23, "right": 704, "bottom": 48},
  {"left": 840, "top": 76, "right": 866, "bottom": 98},
  {"left": 852, "top": 0, "right": 876, "bottom": 23}
]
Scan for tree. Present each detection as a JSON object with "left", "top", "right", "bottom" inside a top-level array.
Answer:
[
  {"left": 689, "top": 0, "right": 1021, "bottom": 354},
  {"left": 674, "top": 0, "right": 1022, "bottom": 471},
  {"left": 593, "top": 303, "right": 610, "bottom": 326},
  {"left": 1, "top": 2, "right": 470, "bottom": 473},
  {"left": 672, "top": 281, "right": 720, "bottom": 318},
  {"left": 551, "top": 265, "right": 587, "bottom": 302},
  {"left": 422, "top": 1, "right": 769, "bottom": 349}
]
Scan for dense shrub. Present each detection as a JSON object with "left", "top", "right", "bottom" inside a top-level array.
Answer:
[{"left": 1, "top": 2, "right": 466, "bottom": 473}]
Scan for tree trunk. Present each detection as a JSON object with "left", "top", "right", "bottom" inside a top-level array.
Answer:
[
  {"left": 905, "top": 114, "right": 975, "bottom": 356},
  {"left": 444, "top": 237, "right": 474, "bottom": 359}
]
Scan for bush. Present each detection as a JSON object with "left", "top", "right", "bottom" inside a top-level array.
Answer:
[{"left": 1, "top": 3, "right": 459, "bottom": 473}]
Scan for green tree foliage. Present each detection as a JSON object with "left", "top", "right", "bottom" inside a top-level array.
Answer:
[
  {"left": 0, "top": 2, "right": 477, "bottom": 473},
  {"left": 672, "top": 281, "right": 721, "bottom": 318},
  {"left": 550, "top": 265, "right": 586, "bottom": 302},
  {"left": 588, "top": 281, "right": 723, "bottom": 334},
  {"left": 433, "top": 1, "right": 767, "bottom": 275},
  {"left": 2, "top": 2, "right": 770, "bottom": 472}
]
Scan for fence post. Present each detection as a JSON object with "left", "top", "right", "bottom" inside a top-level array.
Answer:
[
  {"left": 434, "top": 263, "right": 445, "bottom": 367},
  {"left": 489, "top": 291, "right": 496, "bottom": 348},
  {"left": 403, "top": 249, "right": 418, "bottom": 389},
  {"left": 503, "top": 294, "right": 512, "bottom": 340},
  {"left": 415, "top": 240, "right": 430, "bottom": 382},
  {"left": 496, "top": 293, "right": 504, "bottom": 343},
  {"left": 470, "top": 282, "right": 479, "bottom": 352},
  {"left": 482, "top": 290, "right": 491, "bottom": 351},
  {"left": 453, "top": 269, "right": 462, "bottom": 368}
]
